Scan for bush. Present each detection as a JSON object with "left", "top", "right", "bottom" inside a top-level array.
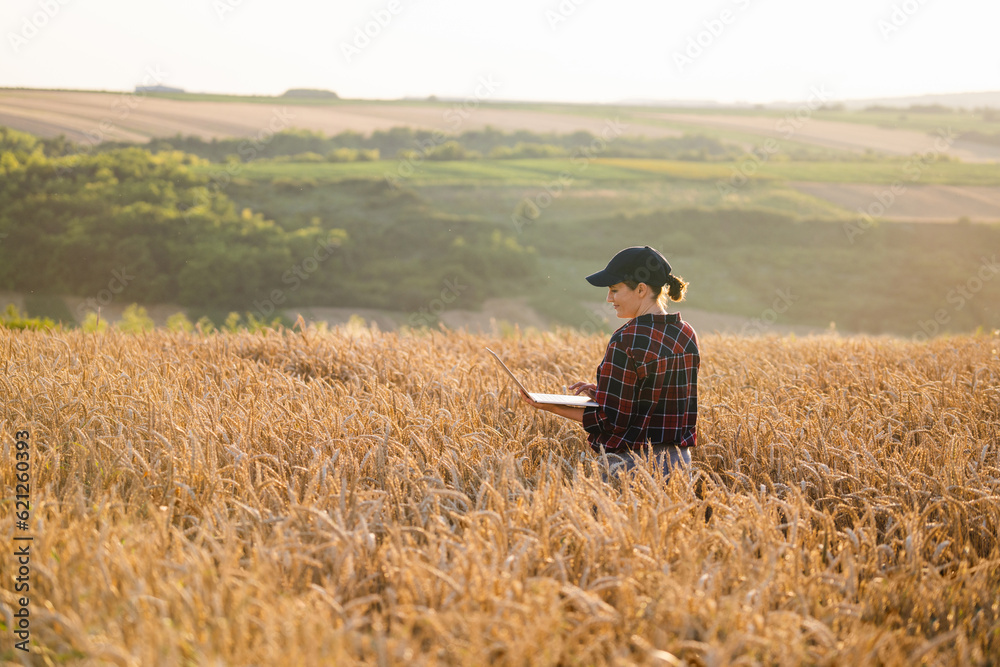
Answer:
[
  {"left": 426, "top": 141, "right": 479, "bottom": 161},
  {"left": 195, "top": 316, "right": 216, "bottom": 334},
  {"left": 507, "top": 143, "right": 567, "bottom": 159},
  {"left": 291, "top": 152, "right": 325, "bottom": 163},
  {"left": 326, "top": 148, "right": 359, "bottom": 163},
  {"left": 80, "top": 312, "right": 108, "bottom": 333},
  {"left": 0, "top": 304, "right": 57, "bottom": 331},
  {"left": 117, "top": 304, "right": 155, "bottom": 333},
  {"left": 166, "top": 312, "right": 194, "bottom": 333}
]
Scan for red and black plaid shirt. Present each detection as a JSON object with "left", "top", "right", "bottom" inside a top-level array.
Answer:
[{"left": 582, "top": 313, "right": 699, "bottom": 452}]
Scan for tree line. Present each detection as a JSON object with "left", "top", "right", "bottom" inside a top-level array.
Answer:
[
  {"left": 94, "top": 126, "right": 742, "bottom": 163},
  {"left": 0, "top": 126, "right": 535, "bottom": 324}
]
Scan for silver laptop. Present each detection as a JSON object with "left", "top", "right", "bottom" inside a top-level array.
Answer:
[{"left": 485, "top": 348, "right": 598, "bottom": 407}]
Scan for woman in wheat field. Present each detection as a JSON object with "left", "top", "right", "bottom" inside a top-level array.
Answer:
[{"left": 520, "top": 245, "right": 699, "bottom": 478}]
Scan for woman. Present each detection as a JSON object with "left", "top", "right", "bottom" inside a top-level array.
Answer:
[{"left": 520, "top": 246, "right": 699, "bottom": 478}]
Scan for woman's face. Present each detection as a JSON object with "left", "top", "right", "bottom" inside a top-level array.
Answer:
[{"left": 607, "top": 282, "right": 644, "bottom": 319}]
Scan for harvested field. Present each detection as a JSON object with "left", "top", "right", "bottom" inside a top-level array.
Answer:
[
  {"left": 7, "top": 90, "right": 1000, "bottom": 165},
  {"left": 790, "top": 182, "right": 1000, "bottom": 221},
  {"left": 2, "top": 327, "right": 999, "bottom": 665},
  {"left": 0, "top": 90, "right": 681, "bottom": 143},
  {"left": 642, "top": 112, "right": 1000, "bottom": 163}
]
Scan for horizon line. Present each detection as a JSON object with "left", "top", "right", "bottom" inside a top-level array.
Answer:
[{"left": 4, "top": 85, "right": 1000, "bottom": 109}]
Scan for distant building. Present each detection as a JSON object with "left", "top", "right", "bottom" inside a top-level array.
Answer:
[{"left": 136, "top": 85, "right": 185, "bottom": 94}]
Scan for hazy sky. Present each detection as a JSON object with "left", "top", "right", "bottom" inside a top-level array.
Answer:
[{"left": 2, "top": 0, "right": 998, "bottom": 104}]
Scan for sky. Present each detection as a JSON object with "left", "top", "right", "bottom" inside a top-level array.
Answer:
[{"left": 2, "top": 0, "right": 998, "bottom": 105}]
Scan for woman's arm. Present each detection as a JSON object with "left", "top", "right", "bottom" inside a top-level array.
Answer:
[{"left": 518, "top": 390, "right": 585, "bottom": 422}]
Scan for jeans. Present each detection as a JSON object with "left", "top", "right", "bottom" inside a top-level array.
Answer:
[{"left": 600, "top": 444, "right": 691, "bottom": 481}]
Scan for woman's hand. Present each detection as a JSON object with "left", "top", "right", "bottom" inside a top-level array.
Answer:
[
  {"left": 568, "top": 382, "right": 597, "bottom": 399},
  {"left": 518, "top": 389, "right": 585, "bottom": 423},
  {"left": 519, "top": 389, "right": 547, "bottom": 411}
]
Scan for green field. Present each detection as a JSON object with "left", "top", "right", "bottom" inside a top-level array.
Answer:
[{"left": 197, "top": 157, "right": 1000, "bottom": 187}]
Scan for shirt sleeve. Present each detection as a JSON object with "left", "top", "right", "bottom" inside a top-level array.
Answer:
[{"left": 582, "top": 340, "right": 639, "bottom": 440}]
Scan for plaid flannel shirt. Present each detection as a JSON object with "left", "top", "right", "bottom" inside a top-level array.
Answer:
[{"left": 582, "top": 313, "right": 699, "bottom": 452}]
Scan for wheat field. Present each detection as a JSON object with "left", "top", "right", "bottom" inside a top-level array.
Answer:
[{"left": 1, "top": 327, "right": 999, "bottom": 665}]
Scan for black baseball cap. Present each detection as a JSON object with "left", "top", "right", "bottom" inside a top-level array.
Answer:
[{"left": 586, "top": 246, "right": 672, "bottom": 287}]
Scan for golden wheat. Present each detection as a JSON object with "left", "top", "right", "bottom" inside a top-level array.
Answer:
[{"left": 1, "top": 327, "right": 998, "bottom": 665}]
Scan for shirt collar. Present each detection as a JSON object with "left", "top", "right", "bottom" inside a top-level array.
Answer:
[{"left": 634, "top": 312, "right": 680, "bottom": 323}]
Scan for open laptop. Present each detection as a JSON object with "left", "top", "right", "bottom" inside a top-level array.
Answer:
[{"left": 485, "top": 348, "right": 598, "bottom": 407}]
